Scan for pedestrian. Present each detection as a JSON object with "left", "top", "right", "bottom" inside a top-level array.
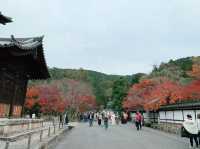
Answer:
[
  {"left": 65, "top": 114, "right": 69, "bottom": 125},
  {"left": 97, "top": 113, "right": 102, "bottom": 126},
  {"left": 138, "top": 112, "right": 143, "bottom": 130},
  {"left": 116, "top": 114, "right": 120, "bottom": 125},
  {"left": 111, "top": 113, "right": 116, "bottom": 125},
  {"left": 59, "top": 114, "right": 64, "bottom": 128},
  {"left": 88, "top": 112, "right": 94, "bottom": 127},
  {"left": 104, "top": 114, "right": 109, "bottom": 130},
  {"left": 121, "top": 111, "right": 128, "bottom": 124},
  {"left": 183, "top": 114, "right": 198, "bottom": 148},
  {"left": 124, "top": 112, "right": 128, "bottom": 124},
  {"left": 135, "top": 112, "right": 142, "bottom": 131}
]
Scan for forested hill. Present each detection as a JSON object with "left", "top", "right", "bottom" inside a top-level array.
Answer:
[
  {"left": 30, "top": 56, "right": 198, "bottom": 108},
  {"left": 148, "top": 56, "right": 196, "bottom": 84},
  {"left": 30, "top": 68, "right": 141, "bottom": 106}
]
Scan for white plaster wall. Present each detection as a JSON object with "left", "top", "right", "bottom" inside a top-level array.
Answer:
[
  {"left": 159, "top": 111, "right": 166, "bottom": 122},
  {"left": 143, "top": 113, "right": 148, "bottom": 119},
  {"left": 166, "top": 111, "right": 174, "bottom": 123},
  {"left": 174, "top": 110, "right": 183, "bottom": 121},
  {"left": 196, "top": 110, "right": 200, "bottom": 119}
]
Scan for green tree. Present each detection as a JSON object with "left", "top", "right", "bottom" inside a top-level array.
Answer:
[
  {"left": 131, "top": 73, "right": 145, "bottom": 85},
  {"left": 111, "top": 77, "right": 129, "bottom": 111}
]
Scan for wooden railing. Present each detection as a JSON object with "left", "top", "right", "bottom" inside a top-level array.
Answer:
[{"left": 0, "top": 123, "right": 72, "bottom": 149}]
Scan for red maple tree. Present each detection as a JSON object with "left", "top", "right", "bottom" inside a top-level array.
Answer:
[{"left": 25, "top": 87, "right": 39, "bottom": 109}]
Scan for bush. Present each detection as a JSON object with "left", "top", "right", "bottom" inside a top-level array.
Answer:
[{"left": 144, "top": 122, "right": 152, "bottom": 127}]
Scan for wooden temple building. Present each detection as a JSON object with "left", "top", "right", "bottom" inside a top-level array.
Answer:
[{"left": 0, "top": 13, "right": 50, "bottom": 117}]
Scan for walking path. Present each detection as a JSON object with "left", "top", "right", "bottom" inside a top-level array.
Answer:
[{"left": 55, "top": 122, "right": 189, "bottom": 149}]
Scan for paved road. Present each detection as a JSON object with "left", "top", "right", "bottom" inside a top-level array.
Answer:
[{"left": 55, "top": 123, "right": 189, "bottom": 149}]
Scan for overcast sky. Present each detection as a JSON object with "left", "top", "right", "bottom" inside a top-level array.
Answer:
[{"left": 1, "top": 0, "right": 200, "bottom": 75}]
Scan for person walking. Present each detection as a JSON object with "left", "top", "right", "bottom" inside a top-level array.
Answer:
[
  {"left": 97, "top": 113, "right": 102, "bottom": 126},
  {"left": 65, "top": 114, "right": 69, "bottom": 125},
  {"left": 104, "top": 114, "right": 109, "bottom": 130},
  {"left": 88, "top": 112, "right": 94, "bottom": 127},
  {"left": 111, "top": 113, "right": 116, "bottom": 125},
  {"left": 183, "top": 114, "right": 198, "bottom": 148},
  {"left": 59, "top": 114, "right": 64, "bottom": 128},
  {"left": 116, "top": 114, "right": 120, "bottom": 125},
  {"left": 138, "top": 112, "right": 143, "bottom": 130},
  {"left": 121, "top": 111, "right": 128, "bottom": 124},
  {"left": 135, "top": 112, "right": 142, "bottom": 131}
]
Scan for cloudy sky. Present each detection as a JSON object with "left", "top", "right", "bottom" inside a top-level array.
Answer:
[{"left": 1, "top": 0, "right": 200, "bottom": 75}]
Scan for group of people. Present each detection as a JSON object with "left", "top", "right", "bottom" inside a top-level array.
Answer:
[
  {"left": 182, "top": 114, "right": 200, "bottom": 148},
  {"left": 84, "top": 110, "right": 144, "bottom": 131},
  {"left": 58, "top": 113, "right": 69, "bottom": 128},
  {"left": 82, "top": 111, "right": 120, "bottom": 130}
]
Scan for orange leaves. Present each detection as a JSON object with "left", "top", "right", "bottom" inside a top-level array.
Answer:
[
  {"left": 25, "top": 85, "right": 67, "bottom": 114},
  {"left": 123, "top": 78, "right": 188, "bottom": 111},
  {"left": 66, "top": 79, "right": 97, "bottom": 112},
  {"left": 25, "top": 87, "right": 39, "bottom": 110},
  {"left": 132, "top": 79, "right": 155, "bottom": 91},
  {"left": 25, "top": 98, "right": 36, "bottom": 109},
  {"left": 78, "top": 95, "right": 96, "bottom": 112},
  {"left": 150, "top": 80, "right": 182, "bottom": 105},
  {"left": 123, "top": 79, "right": 157, "bottom": 110},
  {"left": 26, "top": 87, "right": 39, "bottom": 99},
  {"left": 181, "top": 80, "right": 200, "bottom": 100},
  {"left": 37, "top": 85, "right": 66, "bottom": 113},
  {"left": 124, "top": 77, "right": 200, "bottom": 111}
]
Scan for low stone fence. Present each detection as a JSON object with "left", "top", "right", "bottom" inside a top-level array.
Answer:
[
  {"left": 0, "top": 123, "right": 75, "bottom": 149},
  {"left": 0, "top": 119, "right": 44, "bottom": 136},
  {"left": 146, "top": 122, "right": 182, "bottom": 135}
]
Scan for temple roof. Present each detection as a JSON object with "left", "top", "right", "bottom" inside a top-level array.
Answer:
[
  {"left": 0, "top": 35, "right": 50, "bottom": 79},
  {"left": 0, "top": 12, "right": 12, "bottom": 25},
  {"left": 0, "top": 35, "right": 43, "bottom": 50},
  {"left": 160, "top": 101, "right": 200, "bottom": 111}
]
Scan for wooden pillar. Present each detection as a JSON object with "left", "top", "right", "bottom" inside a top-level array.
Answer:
[
  {"left": 9, "top": 84, "right": 18, "bottom": 118},
  {"left": 21, "top": 79, "right": 28, "bottom": 117}
]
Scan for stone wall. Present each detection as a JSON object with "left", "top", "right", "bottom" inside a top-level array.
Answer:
[{"left": 150, "top": 122, "right": 182, "bottom": 135}]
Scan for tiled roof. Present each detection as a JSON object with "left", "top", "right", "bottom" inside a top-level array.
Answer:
[
  {"left": 160, "top": 101, "right": 200, "bottom": 111},
  {"left": 0, "top": 12, "right": 12, "bottom": 25},
  {"left": 0, "top": 35, "right": 43, "bottom": 50},
  {"left": 0, "top": 35, "right": 50, "bottom": 79}
]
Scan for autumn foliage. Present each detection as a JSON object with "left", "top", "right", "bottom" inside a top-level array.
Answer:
[
  {"left": 123, "top": 77, "right": 200, "bottom": 111},
  {"left": 25, "top": 79, "right": 97, "bottom": 117},
  {"left": 25, "top": 87, "right": 39, "bottom": 109},
  {"left": 25, "top": 86, "right": 66, "bottom": 115}
]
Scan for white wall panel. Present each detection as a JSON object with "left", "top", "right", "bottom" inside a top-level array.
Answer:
[
  {"left": 159, "top": 111, "right": 166, "bottom": 119},
  {"left": 166, "top": 111, "right": 173, "bottom": 119},
  {"left": 174, "top": 110, "right": 183, "bottom": 121}
]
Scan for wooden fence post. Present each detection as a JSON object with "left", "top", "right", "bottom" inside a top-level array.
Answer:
[
  {"left": 27, "top": 134, "right": 32, "bottom": 149},
  {"left": 40, "top": 130, "right": 43, "bottom": 141},
  {"left": 48, "top": 126, "right": 51, "bottom": 137},
  {"left": 54, "top": 125, "right": 56, "bottom": 134},
  {"left": 5, "top": 141, "right": 9, "bottom": 149}
]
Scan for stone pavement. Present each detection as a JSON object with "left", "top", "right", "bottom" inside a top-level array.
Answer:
[{"left": 55, "top": 122, "right": 190, "bottom": 149}]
